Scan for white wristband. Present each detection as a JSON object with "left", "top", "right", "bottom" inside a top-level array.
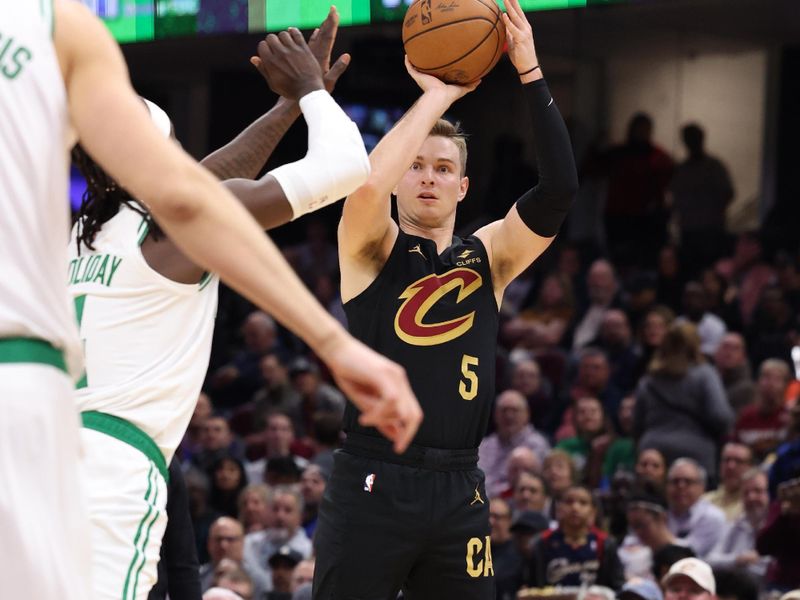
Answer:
[{"left": 268, "top": 90, "right": 370, "bottom": 220}]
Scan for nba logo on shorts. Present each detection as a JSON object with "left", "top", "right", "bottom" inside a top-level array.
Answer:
[{"left": 364, "top": 473, "right": 376, "bottom": 492}]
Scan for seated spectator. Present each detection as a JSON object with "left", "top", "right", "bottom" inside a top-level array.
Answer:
[
  {"left": 510, "top": 358, "right": 556, "bottom": 433},
  {"left": 702, "top": 442, "right": 753, "bottom": 522},
  {"left": 210, "top": 311, "right": 282, "bottom": 407},
  {"left": 656, "top": 245, "right": 685, "bottom": 313},
  {"left": 299, "top": 464, "right": 327, "bottom": 539},
  {"left": 592, "top": 309, "right": 641, "bottom": 394},
  {"left": 244, "top": 486, "right": 312, "bottom": 595},
  {"left": 200, "top": 517, "right": 262, "bottom": 598},
  {"left": 651, "top": 545, "right": 696, "bottom": 582},
  {"left": 238, "top": 484, "right": 273, "bottom": 534},
  {"left": 634, "top": 321, "right": 733, "bottom": 483},
  {"left": 666, "top": 459, "right": 726, "bottom": 558},
  {"left": 209, "top": 455, "right": 249, "bottom": 518},
  {"left": 756, "top": 477, "right": 800, "bottom": 591},
  {"left": 634, "top": 306, "right": 674, "bottom": 382},
  {"left": 502, "top": 447, "right": 542, "bottom": 500},
  {"left": 246, "top": 353, "right": 302, "bottom": 436},
  {"left": 619, "top": 483, "right": 682, "bottom": 579},
  {"left": 179, "top": 392, "right": 212, "bottom": 464},
  {"left": 504, "top": 272, "right": 575, "bottom": 352},
  {"left": 747, "top": 285, "right": 799, "bottom": 368},
  {"left": 307, "top": 412, "right": 342, "bottom": 476},
  {"left": 187, "top": 469, "right": 220, "bottom": 564},
  {"left": 707, "top": 469, "right": 770, "bottom": 581},
  {"left": 287, "top": 358, "right": 346, "bottom": 439},
  {"left": 618, "top": 578, "right": 664, "bottom": 600},
  {"left": 529, "top": 485, "right": 625, "bottom": 590},
  {"left": 291, "top": 559, "right": 314, "bottom": 593},
  {"left": 560, "top": 348, "right": 624, "bottom": 440},
  {"left": 713, "top": 333, "right": 756, "bottom": 416},
  {"left": 479, "top": 390, "right": 551, "bottom": 497},
  {"left": 661, "top": 558, "right": 716, "bottom": 600},
  {"left": 700, "top": 269, "right": 743, "bottom": 333},
  {"left": 735, "top": 358, "right": 792, "bottom": 461},
  {"left": 513, "top": 471, "right": 549, "bottom": 516},
  {"left": 245, "top": 412, "right": 309, "bottom": 485},
  {"left": 677, "top": 281, "right": 727, "bottom": 357},
  {"left": 712, "top": 568, "right": 759, "bottom": 600},
  {"left": 635, "top": 448, "right": 668, "bottom": 490},
  {"left": 571, "top": 259, "right": 622, "bottom": 352},
  {"left": 266, "top": 545, "right": 303, "bottom": 600},
  {"left": 490, "top": 497, "right": 525, "bottom": 600},
  {"left": 511, "top": 510, "right": 550, "bottom": 587},
  {"left": 216, "top": 567, "right": 254, "bottom": 600},
  {"left": 602, "top": 470, "right": 636, "bottom": 542},
  {"left": 557, "top": 396, "right": 617, "bottom": 487},
  {"left": 542, "top": 450, "right": 578, "bottom": 511},
  {"left": 603, "top": 396, "right": 638, "bottom": 486},
  {"left": 193, "top": 415, "right": 246, "bottom": 474}
]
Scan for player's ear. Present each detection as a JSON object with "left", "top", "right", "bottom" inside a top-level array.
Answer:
[{"left": 457, "top": 176, "right": 469, "bottom": 203}]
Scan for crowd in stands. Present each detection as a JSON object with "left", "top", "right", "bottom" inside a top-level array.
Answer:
[{"left": 172, "top": 116, "right": 800, "bottom": 600}]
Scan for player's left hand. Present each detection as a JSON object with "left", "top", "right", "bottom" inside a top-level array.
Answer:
[
  {"left": 502, "top": 0, "right": 540, "bottom": 77},
  {"left": 404, "top": 56, "right": 480, "bottom": 103}
]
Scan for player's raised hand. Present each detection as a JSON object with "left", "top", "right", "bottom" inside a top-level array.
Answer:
[
  {"left": 501, "top": 0, "right": 540, "bottom": 78},
  {"left": 307, "top": 6, "right": 352, "bottom": 93},
  {"left": 252, "top": 28, "right": 325, "bottom": 100},
  {"left": 404, "top": 56, "right": 480, "bottom": 103},
  {"left": 321, "top": 336, "right": 423, "bottom": 453}
]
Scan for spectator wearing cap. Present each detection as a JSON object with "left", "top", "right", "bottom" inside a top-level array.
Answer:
[
  {"left": 245, "top": 412, "right": 309, "bottom": 485},
  {"left": 244, "top": 486, "right": 312, "bottom": 595},
  {"left": 619, "top": 578, "right": 664, "bottom": 600},
  {"left": 479, "top": 390, "right": 551, "bottom": 498},
  {"left": 707, "top": 469, "right": 771, "bottom": 581},
  {"left": 735, "top": 359, "right": 792, "bottom": 461},
  {"left": 666, "top": 459, "right": 726, "bottom": 559},
  {"left": 265, "top": 545, "right": 303, "bottom": 600},
  {"left": 287, "top": 357, "right": 345, "bottom": 439},
  {"left": 620, "top": 484, "right": 683, "bottom": 579},
  {"left": 713, "top": 334, "right": 756, "bottom": 416},
  {"left": 662, "top": 558, "right": 716, "bottom": 599},
  {"left": 299, "top": 464, "right": 327, "bottom": 539},
  {"left": 702, "top": 443, "right": 753, "bottom": 522},
  {"left": 490, "top": 497, "right": 524, "bottom": 600}
]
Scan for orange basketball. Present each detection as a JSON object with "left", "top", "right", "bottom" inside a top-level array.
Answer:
[{"left": 402, "top": 0, "right": 506, "bottom": 85}]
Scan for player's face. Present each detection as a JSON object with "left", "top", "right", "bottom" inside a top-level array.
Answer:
[{"left": 395, "top": 135, "right": 468, "bottom": 228}]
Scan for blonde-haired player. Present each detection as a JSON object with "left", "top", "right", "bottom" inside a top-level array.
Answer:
[{"left": 0, "top": 2, "right": 421, "bottom": 599}]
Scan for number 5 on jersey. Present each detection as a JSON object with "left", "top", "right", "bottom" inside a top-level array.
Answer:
[{"left": 459, "top": 354, "right": 479, "bottom": 401}]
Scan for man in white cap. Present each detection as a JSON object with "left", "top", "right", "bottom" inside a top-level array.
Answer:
[{"left": 662, "top": 558, "right": 716, "bottom": 600}]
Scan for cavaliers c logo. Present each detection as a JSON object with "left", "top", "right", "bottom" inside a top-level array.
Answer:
[{"left": 394, "top": 268, "right": 482, "bottom": 346}]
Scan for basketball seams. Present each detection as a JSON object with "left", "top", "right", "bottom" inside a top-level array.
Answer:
[
  {"left": 410, "top": 20, "right": 500, "bottom": 73},
  {"left": 403, "top": 16, "right": 496, "bottom": 46}
]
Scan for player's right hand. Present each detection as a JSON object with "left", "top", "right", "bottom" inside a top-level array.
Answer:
[
  {"left": 252, "top": 28, "right": 325, "bottom": 101},
  {"left": 321, "top": 335, "right": 423, "bottom": 454},
  {"left": 404, "top": 56, "right": 480, "bottom": 103}
]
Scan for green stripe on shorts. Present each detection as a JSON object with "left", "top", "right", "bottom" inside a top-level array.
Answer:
[
  {"left": 0, "top": 337, "right": 67, "bottom": 374},
  {"left": 81, "top": 411, "right": 169, "bottom": 483}
]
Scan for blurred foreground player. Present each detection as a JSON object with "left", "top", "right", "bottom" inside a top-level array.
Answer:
[
  {"left": 313, "top": 0, "right": 579, "bottom": 597},
  {"left": 0, "top": 2, "right": 420, "bottom": 598}
]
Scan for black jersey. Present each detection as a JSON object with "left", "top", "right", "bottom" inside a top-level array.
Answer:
[{"left": 343, "top": 230, "right": 499, "bottom": 449}]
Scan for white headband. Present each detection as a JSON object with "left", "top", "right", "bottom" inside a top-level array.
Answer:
[{"left": 142, "top": 98, "right": 172, "bottom": 139}]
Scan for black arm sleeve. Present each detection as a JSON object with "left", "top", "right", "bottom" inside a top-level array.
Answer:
[
  {"left": 148, "top": 458, "right": 202, "bottom": 600},
  {"left": 515, "top": 79, "right": 579, "bottom": 237}
]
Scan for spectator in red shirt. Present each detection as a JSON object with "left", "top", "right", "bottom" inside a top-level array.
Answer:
[{"left": 735, "top": 359, "right": 792, "bottom": 460}]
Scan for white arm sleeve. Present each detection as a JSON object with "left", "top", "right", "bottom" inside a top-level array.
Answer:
[{"left": 267, "top": 90, "right": 370, "bottom": 220}]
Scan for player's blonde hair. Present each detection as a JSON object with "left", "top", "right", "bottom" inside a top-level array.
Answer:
[{"left": 429, "top": 118, "right": 468, "bottom": 176}]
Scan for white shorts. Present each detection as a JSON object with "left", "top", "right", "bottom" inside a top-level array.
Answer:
[
  {"left": 0, "top": 363, "right": 93, "bottom": 600},
  {"left": 80, "top": 416, "right": 169, "bottom": 600}
]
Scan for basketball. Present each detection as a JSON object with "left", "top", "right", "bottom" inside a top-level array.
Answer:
[{"left": 402, "top": 0, "right": 506, "bottom": 85}]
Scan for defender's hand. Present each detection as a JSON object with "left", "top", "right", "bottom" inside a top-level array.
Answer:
[
  {"left": 502, "top": 0, "right": 540, "bottom": 79},
  {"left": 322, "top": 336, "right": 423, "bottom": 454},
  {"left": 252, "top": 28, "right": 325, "bottom": 100},
  {"left": 404, "top": 56, "right": 480, "bottom": 103},
  {"left": 308, "top": 6, "right": 351, "bottom": 93}
]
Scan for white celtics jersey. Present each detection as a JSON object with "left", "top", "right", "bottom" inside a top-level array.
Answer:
[
  {"left": 0, "top": 0, "right": 82, "bottom": 377},
  {"left": 68, "top": 205, "right": 219, "bottom": 460}
]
